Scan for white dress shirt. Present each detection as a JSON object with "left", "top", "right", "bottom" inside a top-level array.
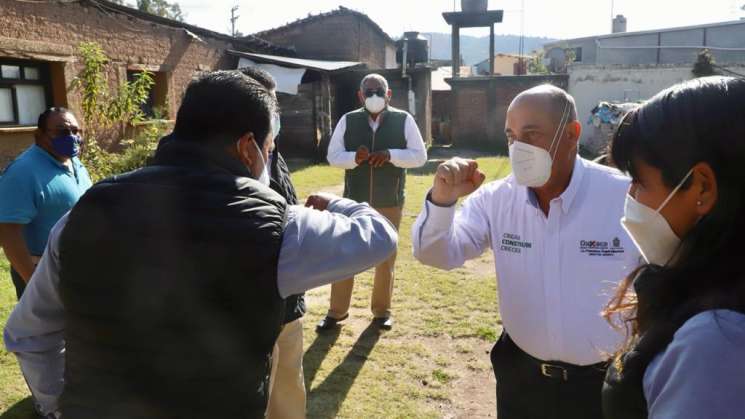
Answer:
[
  {"left": 412, "top": 157, "right": 641, "bottom": 366},
  {"left": 4, "top": 197, "right": 397, "bottom": 417},
  {"left": 326, "top": 108, "right": 427, "bottom": 169}
]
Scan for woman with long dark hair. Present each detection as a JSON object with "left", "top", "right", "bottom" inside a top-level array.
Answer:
[{"left": 602, "top": 76, "right": 745, "bottom": 419}]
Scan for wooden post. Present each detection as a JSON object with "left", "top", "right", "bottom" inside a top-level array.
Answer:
[
  {"left": 452, "top": 25, "right": 460, "bottom": 77},
  {"left": 489, "top": 24, "right": 495, "bottom": 75}
]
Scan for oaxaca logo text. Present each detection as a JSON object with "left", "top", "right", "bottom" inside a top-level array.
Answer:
[{"left": 580, "top": 237, "right": 625, "bottom": 257}]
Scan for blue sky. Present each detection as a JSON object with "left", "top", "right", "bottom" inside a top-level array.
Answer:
[{"left": 138, "top": 0, "right": 742, "bottom": 40}]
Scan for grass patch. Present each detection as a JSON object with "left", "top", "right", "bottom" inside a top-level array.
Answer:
[
  {"left": 1, "top": 153, "right": 512, "bottom": 418},
  {"left": 431, "top": 368, "right": 456, "bottom": 385}
]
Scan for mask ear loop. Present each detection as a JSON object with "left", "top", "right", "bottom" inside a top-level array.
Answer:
[
  {"left": 236, "top": 136, "right": 268, "bottom": 177},
  {"left": 655, "top": 168, "right": 695, "bottom": 213},
  {"left": 548, "top": 101, "right": 571, "bottom": 161}
]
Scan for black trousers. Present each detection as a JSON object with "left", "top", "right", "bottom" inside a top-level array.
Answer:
[
  {"left": 9, "top": 266, "right": 26, "bottom": 300},
  {"left": 490, "top": 332, "right": 607, "bottom": 419}
]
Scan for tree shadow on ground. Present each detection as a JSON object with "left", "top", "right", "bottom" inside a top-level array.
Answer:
[
  {"left": 0, "top": 397, "right": 35, "bottom": 419},
  {"left": 306, "top": 323, "right": 382, "bottom": 419}
]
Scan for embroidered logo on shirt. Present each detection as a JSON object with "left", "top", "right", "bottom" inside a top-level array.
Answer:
[
  {"left": 500, "top": 233, "right": 532, "bottom": 254},
  {"left": 580, "top": 237, "right": 625, "bottom": 257}
]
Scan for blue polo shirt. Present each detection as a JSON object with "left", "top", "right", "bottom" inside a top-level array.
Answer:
[{"left": 0, "top": 145, "right": 92, "bottom": 256}]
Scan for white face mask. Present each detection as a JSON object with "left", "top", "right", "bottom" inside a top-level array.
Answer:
[
  {"left": 509, "top": 101, "right": 571, "bottom": 188},
  {"left": 236, "top": 139, "right": 271, "bottom": 187},
  {"left": 365, "top": 94, "right": 387, "bottom": 114},
  {"left": 621, "top": 168, "right": 694, "bottom": 266},
  {"left": 271, "top": 113, "right": 281, "bottom": 139}
]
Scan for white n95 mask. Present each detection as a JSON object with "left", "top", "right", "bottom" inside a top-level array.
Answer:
[
  {"left": 365, "top": 95, "right": 386, "bottom": 114},
  {"left": 620, "top": 168, "right": 694, "bottom": 266},
  {"left": 509, "top": 101, "right": 571, "bottom": 188}
]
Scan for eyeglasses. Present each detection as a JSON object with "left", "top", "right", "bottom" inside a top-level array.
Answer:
[
  {"left": 47, "top": 126, "right": 81, "bottom": 138},
  {"left": 363, "top": 88, "right": 386, "bottom": 98}
]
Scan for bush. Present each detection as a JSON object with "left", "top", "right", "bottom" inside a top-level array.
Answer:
[
  {"left": 70, "top": 41, "right": 161, "bottom": 182},
  {"left": 85, "top": 121, "right": 169, "bottom": 182}
]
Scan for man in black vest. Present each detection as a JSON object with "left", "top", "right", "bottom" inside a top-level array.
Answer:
[
  {"left": 3, "top": 71, "right": 398, "bottom": 419},
  {"left": 321, "top": 74, "right": 427, "bottom": 331}
]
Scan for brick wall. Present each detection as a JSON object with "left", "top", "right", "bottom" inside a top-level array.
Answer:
[
  {"left": 449, "top": 75, "right": 569, "bottom": 151},
  {"left": 0, "top": 0, "right": 260, "bottom": 164},
  {"left": 259, "top": 15, "right": 391, "bottom": 68}
]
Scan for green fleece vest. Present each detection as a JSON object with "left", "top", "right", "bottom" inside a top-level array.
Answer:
[{"left": 343, "top": 107, "right": 408, "bottom": 208}]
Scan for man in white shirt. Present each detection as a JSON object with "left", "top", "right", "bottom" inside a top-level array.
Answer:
[
  {"left": 412, "top": 85, "right": 640, "bottom": 419},
  {"left": 321, "top": 73, "right": 427, "bottom": 331}
]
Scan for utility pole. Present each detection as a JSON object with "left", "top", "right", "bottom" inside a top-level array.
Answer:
[{"left": 230, "top": 5, "right": 240, "bottom": 37}]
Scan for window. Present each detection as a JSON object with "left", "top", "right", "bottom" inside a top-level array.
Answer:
[
  {"left": 127, "top": 70, "right": 169, "bottom": 119},
  {"left": 0, "top": 60, "right": 51, "bottom": 126},
  {"left": 573, "top": 47, "right": 583, "bottom": 63}
]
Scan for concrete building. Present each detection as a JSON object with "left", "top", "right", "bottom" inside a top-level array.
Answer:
[
  {"left": 254, "top": 7, "right": 398, "bottom": 70},
  {"left": 474, "top": 53, "right": 531, "bottom": 76},
  {"left": 544, "top": 18, "right": 745, "bottom": 69},
  {"left": 543, "top": 18, "right": 745, "bottom": 154},
  {"left": 0, "top": 0, "right": 287, "bottom": 166}
]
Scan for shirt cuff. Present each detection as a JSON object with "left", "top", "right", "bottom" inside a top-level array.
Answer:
[
  {"left": 424, "top": 193, "right": 457, "bottom": 225},
  {"left": 328, "top": 152, "right": 358, "bottom": 170}
]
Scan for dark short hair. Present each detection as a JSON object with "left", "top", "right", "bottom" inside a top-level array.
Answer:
[
  {"left": 238, "top": 66, "right": 277, "bottom": 91},
  {"left": 173, "top": 71, "right": 277, "bottom": 147},
  {"left": 37, "top": 107, "right": 71, "bottom": 131}
]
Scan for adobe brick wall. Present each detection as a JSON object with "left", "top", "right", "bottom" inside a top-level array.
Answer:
[
  {"left": 0, "top": 0, "right": 251, "bottom": 162},
  {"left": 0, "top": 130, "right": 34, "bottom": 169},
  {"left": 259, "top": 14, "right": 390, "bottom": 68},
  {"left": 449, "top": 75, "right": 569, "bottom": 151}
]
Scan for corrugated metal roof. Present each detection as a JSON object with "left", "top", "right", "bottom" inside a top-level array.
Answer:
[
  {"left": 228, "top": 51, "right": 365, "bottom": 72},
  {"left": 87, "top": 0, "right": 292, "bottom": 56},
  {"left": 544, "top": 19, "right": 745, "bottom": 48}
]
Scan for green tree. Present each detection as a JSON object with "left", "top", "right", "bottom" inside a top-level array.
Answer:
[
  {"left": 528, "top": 50, "right": 550, "bottom": 75},
  {"left": 136, "top": 0, "right": 185, "bottom": 21},
  {"left": 70, "top": 42, "right": 160, "bottom": 181}
]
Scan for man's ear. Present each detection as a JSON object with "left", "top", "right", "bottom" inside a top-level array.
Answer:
[
  {"left": 566, "top": 120, "right": 581, "bottom": 144},
  {"left": 386, "top": 89, "right": 393, "bottom": 101},
  {"left": 358, "top": 91, "right": 365, "bottom": 106},
  {"left": 236, "top": 132, "right": 256, "bottom": 166}
]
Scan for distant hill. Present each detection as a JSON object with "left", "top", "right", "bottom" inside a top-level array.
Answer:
[{"left": 423, "top": 32, "right": 558, "bottom": 65}]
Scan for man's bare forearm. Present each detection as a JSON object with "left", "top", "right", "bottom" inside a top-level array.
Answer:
[{"left": 0, "top": 223, "right": 35, "bottom": 282}]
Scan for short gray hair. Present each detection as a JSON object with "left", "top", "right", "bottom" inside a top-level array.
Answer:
[{"left": 359, "top": 73, "right": 389, "bottom": 92}]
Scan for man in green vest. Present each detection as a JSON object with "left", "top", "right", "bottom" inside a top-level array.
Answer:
[{"left": 321, "top": 73, "right": 427, "bottom": 331}]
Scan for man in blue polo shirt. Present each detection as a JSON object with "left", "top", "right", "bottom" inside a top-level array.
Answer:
[{"left": 0, "top": 107, "right": 92, "bottom": 300}]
